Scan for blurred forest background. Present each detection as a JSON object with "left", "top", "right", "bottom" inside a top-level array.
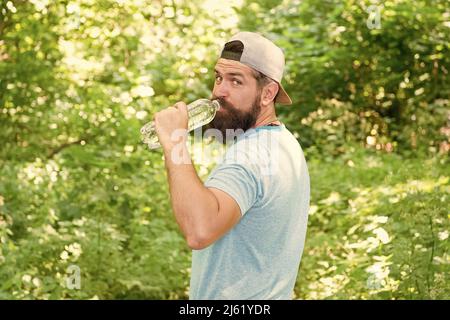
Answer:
[{"left": 0, "top": 0, "right": 449, "bottom": 299}]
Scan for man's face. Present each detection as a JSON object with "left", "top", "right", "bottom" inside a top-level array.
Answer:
[{"left": 209, "top": 58, "right": 262, "bottom": 138}]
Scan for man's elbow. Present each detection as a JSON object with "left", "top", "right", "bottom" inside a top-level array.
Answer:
[
  {"left": 182, "top": 200, "right": 219, "bottom": 250},
  {"left": 186, "top": 233, "right": 213, "bottom": 250}
]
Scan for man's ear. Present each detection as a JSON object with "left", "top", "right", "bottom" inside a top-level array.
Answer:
[{"left": 261, "top": 81, "right": 279, "bottom": 106}]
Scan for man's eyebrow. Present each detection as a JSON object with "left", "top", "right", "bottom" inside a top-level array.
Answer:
[{"left": 214, "top": 69, "right": 245, "bottom": 78}]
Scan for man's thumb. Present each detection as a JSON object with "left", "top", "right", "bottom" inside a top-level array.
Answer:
[{"left": 174, "top": 101, "right": 188, "bottom": 116}]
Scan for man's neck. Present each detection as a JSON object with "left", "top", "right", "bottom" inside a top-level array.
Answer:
[{"left": 253, "top": 106, "right": 279, "bottom": 128}]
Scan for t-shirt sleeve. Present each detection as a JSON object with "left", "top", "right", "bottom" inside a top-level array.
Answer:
[{"left": 204, "top": 163, "right": 259, "bottom": 217}]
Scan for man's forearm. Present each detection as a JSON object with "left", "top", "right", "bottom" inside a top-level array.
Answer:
[{"left": 163, "top": 143, "right": 219, "bottom": 247}]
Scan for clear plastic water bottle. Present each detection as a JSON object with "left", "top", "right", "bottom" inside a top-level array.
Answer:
[{"left": 140, "top": 99, "right": 221, "bottom": 150}]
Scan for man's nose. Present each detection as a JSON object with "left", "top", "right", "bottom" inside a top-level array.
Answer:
[{"left": 213, "top": 82, "right": 229, "bottom": 99}]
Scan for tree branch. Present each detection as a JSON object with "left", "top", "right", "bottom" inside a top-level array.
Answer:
[{"left": 47, "top": 138, "right": 89, "bottom": 159}]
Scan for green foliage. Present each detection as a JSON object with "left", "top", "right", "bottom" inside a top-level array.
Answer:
[
  {"left": 0, "top": 0, "right": 225, "bottom": 299},
  {"left": 0, "top": 0, "right": 448, "bottom": 299},
  {"left": 238, "top": 0, "right": 450, "bottom": 155},
  {"left": 296, "top": 149, "right": 449, "bottom": 299}
]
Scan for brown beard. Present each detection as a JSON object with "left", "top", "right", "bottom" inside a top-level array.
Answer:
[{"left": 207, "top": 95, "right": 262, "bottom": 142}]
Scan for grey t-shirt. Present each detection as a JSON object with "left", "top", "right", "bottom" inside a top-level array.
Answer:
[{"left": 189, "top": 124, "right": 310, "bottom": 300}]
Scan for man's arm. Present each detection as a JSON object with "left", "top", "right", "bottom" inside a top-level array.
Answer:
[
  {"left": 163, "top": 144, "right": 241, "bottom": 249},
  {"left": 155, "top": 102, "right": 241, "bottom": 250}
]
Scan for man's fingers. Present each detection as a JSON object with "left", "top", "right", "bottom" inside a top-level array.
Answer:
[
  {"left": 154, "top": 103, "right": 188, "bottom": 124},
  {"left": 174, "top": 102, "right": 188, "bottom": 116}
]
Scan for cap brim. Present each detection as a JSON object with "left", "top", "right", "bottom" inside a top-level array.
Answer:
[{"left": 275, "top": 83, "right": 292, "bottom": 105}]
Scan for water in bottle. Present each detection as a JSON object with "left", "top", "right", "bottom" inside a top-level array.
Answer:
[{"left": 140, "top": 99, "right": 221, "bottom": 150}]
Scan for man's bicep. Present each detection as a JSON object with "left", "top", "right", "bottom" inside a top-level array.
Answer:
[
  {"left": 201, "top": 162, "right": 259, "bottom": 247},
  {"left": 206, "top": 187, "right": 241, "bottom": 242}
]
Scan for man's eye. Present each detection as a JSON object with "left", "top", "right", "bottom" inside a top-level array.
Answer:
[
  {"left": 215, "top": 75, "right": 222, "bottom": 83},
  {"left": 232, "top": 79, "right": 242, "bottom": 85}
]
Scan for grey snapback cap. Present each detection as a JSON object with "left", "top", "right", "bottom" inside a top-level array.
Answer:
[{"left": 220, "top": 31, "right": 292, "bottom": 105}]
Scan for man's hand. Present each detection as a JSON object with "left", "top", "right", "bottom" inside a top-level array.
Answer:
[{"left": 154, "top": 101, "right": 189, "bottom": 150}]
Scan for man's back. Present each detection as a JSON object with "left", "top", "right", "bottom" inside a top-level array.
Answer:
[{"left": 190, "top": 124, "right": 310, "bottom": 299}]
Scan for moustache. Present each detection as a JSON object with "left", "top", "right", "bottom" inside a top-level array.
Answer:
[{"left": 212, "top": 97, "right": 235, "bottom": 111}]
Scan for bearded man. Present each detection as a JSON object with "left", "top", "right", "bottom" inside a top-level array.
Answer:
[{"left": 154, "top": 32, "right": 310, "bottom": 300}]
